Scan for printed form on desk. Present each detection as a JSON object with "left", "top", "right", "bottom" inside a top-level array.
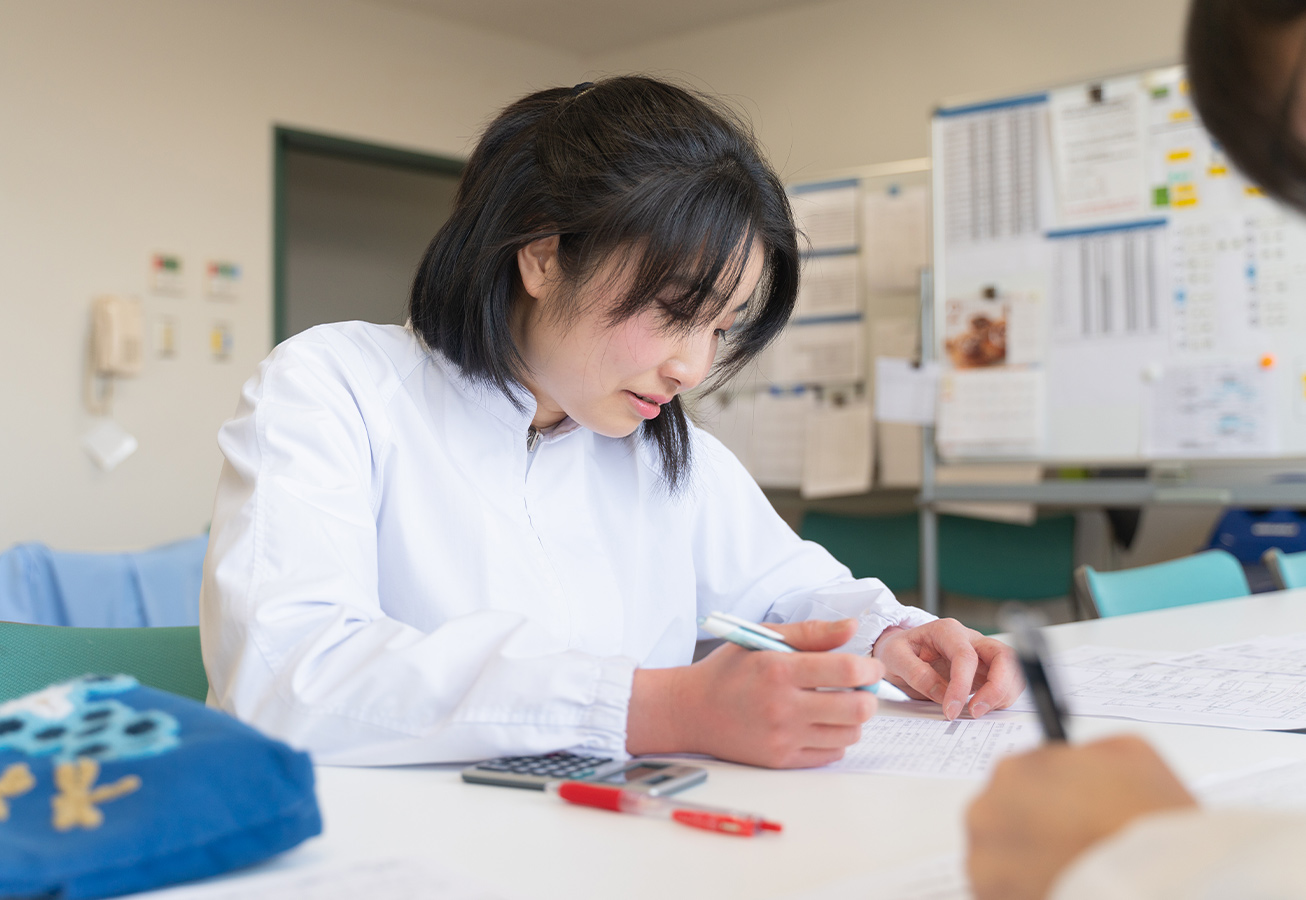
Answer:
[
  {"left": 822, "top": 714, "right": 1040, "bottom": 779},
  {"left": 1007, "top": 634, "right": 1306, "bottom": 730}
]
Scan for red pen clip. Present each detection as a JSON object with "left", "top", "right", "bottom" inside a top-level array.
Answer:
[{"left": 552, "top": 781, "right": 782, "bottom": 836}]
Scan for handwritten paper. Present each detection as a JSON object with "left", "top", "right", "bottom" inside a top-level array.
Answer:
[{"left": 823, "top": 716, "right": 1040, "bottom": 779}]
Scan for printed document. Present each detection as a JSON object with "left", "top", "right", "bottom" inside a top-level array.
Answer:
[
  {"left": 824, "top": 715, "right": 1040, "bottom": 779},
  {"left": 1008, "top": 637, "right": 1306, "bottom": 730}
]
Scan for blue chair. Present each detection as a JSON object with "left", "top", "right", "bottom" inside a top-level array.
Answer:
[
  {"left": 0, "top": 535, "right": 208, "bottom": 627},
  {"left": 1075, "top": 549, "right": 1251, "bottom": 618},
  {"left": 1262, "top": 547, "right": 1306, "bottom": 591}
]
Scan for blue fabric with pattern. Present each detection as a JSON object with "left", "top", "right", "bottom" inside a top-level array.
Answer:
[{"left": 0, "top": 675, "right": 320, "bottom": 899}]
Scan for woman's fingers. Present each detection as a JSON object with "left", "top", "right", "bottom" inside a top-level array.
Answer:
[{"left": 967, "top": 638, "right": 1025, "bottom": 716}]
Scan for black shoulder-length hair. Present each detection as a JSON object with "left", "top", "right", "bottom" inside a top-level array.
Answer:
[
  {"left": 1187, "top": 0, "right": 1306, "bottom": 210},
  {"left": 409, "top": 76, "right": 799, "bottom": 489}
]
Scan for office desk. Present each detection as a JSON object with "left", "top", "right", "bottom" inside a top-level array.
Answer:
[{"left": 212, "top": 592, "right": 1306, "bottom": 899}]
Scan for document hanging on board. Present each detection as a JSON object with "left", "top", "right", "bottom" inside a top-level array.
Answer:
[{"left": 1049, "top": 78, "right": 1149, "bottom": 227}]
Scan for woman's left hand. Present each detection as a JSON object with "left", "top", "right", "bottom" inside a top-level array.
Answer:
[{"left": 872, "top": 619, "right": 1023, "bottom": 720}]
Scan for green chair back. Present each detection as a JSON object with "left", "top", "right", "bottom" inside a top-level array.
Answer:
[
  {"left": 799, "top": 512, "right": 920, "bottom": 592},
  {"left": 799, "top": 511, "right": 1076, "bottom": 601},
  {"left": 938, "top": 514, "right": 1076, "bottom": 601},
  {"left": 1076, "top": 549, "right": 1250, "bottom": 618},
  {"left": 1263, "top": 547, "right": 1306, "bottom": 591},
  {"left": 0, "top": 622, "right": 208, "bottom": 703}
]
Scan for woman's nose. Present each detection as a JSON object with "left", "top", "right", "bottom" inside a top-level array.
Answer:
[{"left": 661, "top": 330, "right": 719, "bottom": 392}]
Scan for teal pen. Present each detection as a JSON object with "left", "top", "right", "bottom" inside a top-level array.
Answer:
[{"left": 698, "top": 611, "right": 885, "bottom": 694}]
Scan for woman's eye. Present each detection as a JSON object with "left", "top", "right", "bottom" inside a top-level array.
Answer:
[{"left": 713, "top": 327, "right": 730, "bottom": 343}]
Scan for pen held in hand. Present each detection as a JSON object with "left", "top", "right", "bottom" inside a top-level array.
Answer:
[
  {"left": 697, "top": 611, "right": 886, "bottom": 695},
  {"left": 999, "top": 604, "right": 1069, "bottom": 742}
]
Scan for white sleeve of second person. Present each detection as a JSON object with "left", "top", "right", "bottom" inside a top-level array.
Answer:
[
  {"left": 1051, "top": 808, "right": 1306, "bottom": 900},
  {"left": 689, "top": 431, "right": 935, "bottom": 654},
  {"left": 200, "top": 339, "right": 634, "bottom": 766}
]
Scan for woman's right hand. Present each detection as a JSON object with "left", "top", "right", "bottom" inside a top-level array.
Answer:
[{"left": 626, "top": 618, "right": 882, "bottom": 768}]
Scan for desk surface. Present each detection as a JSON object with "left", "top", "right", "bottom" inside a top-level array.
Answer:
[{"left": 215, "top": 592, "right": 1306, "bottom": 899}]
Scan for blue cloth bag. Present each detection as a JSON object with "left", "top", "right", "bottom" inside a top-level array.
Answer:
[{"left": 0, "top": 675, "right": 321, "bottom": 899}]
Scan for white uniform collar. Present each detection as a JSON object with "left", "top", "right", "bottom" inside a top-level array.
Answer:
[{"left": 425, "top": 344, "right": 583, "bottom": 445}]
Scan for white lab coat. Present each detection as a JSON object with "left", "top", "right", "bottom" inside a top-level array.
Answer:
[
  {"left": 1053, "top": 809, "right": 1306, "bottom": 899},
  {"left": 200, "top": 322, "right": 933, "bottom": 765}
]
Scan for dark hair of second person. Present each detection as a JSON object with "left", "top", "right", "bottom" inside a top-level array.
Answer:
[
  {"left": 1187, "top": 0, "right": 1306, "bottom": 209},
  {"left": 408, "top": 76, "right": 800, "bottom": 489}
]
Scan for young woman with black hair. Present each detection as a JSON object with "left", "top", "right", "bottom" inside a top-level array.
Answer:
[{"left": 200, "top": 76, "right": 1020, "bottom": 768}]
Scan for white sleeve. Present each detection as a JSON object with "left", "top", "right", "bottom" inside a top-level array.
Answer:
[
  {"left": 689, "top": 431, "right": 935, "bottom": 654},
  {"left": 1052, "top": 808, "right": 1306, "bottom": 900},
  {"left": 200, "top": 337, "right": 634, "bottom": 766}
]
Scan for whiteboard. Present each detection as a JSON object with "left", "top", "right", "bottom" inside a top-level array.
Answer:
[{"left": 932, "top": 66, "right": 1306, "bottom": 463}]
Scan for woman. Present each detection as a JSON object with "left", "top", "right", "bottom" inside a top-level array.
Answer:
[{"left": 200, "top": 76, "right": 1020, "bottom": 767}]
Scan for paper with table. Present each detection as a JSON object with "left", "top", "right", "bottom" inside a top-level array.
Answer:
[
  {"left": 1007, "top": 634, "right": 1306, "bottom": 730},
  {"left": 823, "top": 714, "right": 1041, "bottom": 779}
]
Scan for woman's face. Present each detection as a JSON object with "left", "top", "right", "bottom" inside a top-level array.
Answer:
[{"left": 514, "top": 237, "right": 764, "bottom": 437}]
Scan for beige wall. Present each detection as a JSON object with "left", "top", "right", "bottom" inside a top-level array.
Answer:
[
  {"left": 590, "top": 0, "right": 1190, "bottom": 178},
  {"left": 1, "top": 0, "right": 1193, "bottom": 552},
  {"left": 0, "top": 0, "right": 581, "bottom": 550}
]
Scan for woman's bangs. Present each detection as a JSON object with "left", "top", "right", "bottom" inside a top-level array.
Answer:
[{"left": 610, "top": 200, "right": 759, "bottom": 331}]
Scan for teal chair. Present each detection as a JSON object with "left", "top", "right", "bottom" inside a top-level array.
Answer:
[
  {"left": 1074, "top": 549, "right": 1250, "bottom": 618},
  {"left": 0, "top": 622, "right": 208, "bottom": 703},
  {"left": 1263, "top": 547, "right": 1306, "bottom": 591}
]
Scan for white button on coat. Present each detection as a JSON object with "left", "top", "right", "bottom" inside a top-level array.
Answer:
[{"left": 200, "top": 322, "right": 934, "bottom": 765}]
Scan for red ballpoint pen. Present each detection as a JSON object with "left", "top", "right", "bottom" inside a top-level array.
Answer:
[{"left": 550, "top": 780, "right": 782, "bottom": 836}]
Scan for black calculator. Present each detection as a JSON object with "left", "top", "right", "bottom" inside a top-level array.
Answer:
[{"left": 460, "top": 751, "right": 706, "bottom": 795}]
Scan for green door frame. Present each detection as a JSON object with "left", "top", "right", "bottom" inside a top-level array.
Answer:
[{"left": 272, "top": 127, "right": 465, "bottom": 345}]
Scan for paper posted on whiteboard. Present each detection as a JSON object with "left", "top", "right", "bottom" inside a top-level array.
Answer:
[
  {"left": 937, "top": 368, "right": 1045, "bottom": 457},
  {"left": 862, "top": 184, "right": 929, "bottom": 292},
  {"left": 789, "top": 181, "right": 858, "bottom": 252},
  {"left": 1143, "top": 363, "right": 1279, "bottom": 458},
  {"left": 749, "top": 389, "right": 816, "bottom": 488},
  {"left": 1049, "top": 78, "right": 1148, "bottom": 226},
  {"left": 795, "top": 253, "right": 860, "bottom": 319},
  {"left": 875, "top": 358, "right": 939, "bottom": 424},
  {"left": 761, "top": 318, "right": 865, "bottom": 386},
  {"left": 801, "top": 396, "right": 873, "bottom": 499}
]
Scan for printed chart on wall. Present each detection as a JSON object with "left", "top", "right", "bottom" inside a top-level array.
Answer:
[
  {"left": 694, "top": 168, "right": 932, "bottom": 497},
  {"left": 932, "top": 66, "right": 1306, "bottom": 462}
]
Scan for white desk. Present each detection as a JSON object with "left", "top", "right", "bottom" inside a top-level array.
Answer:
[{"left": 218, "top": 592, "right": 1306, "bottom": 899}]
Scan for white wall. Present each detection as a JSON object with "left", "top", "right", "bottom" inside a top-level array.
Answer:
[
  {"left": 590, "top": 0, "right": 1190, "bottom": 179},
  {"left": 0, "top": 0, "right": 1195, "bottom": 553},
  {"left": 0, "top": 0, "right": 581, "bottom": 550}
]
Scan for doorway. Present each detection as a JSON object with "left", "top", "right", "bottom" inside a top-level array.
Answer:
[{"left": 273, "top": 128, "right": 464, "bottom": 344}]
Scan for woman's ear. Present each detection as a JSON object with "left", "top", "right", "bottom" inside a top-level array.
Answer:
[{"left": 517, "top": 235, "right": 561, "bottom": 302}]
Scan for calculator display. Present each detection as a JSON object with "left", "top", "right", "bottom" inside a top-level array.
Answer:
[{"left": 593, "top": 764, "right": 666, "bottom": 784}]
